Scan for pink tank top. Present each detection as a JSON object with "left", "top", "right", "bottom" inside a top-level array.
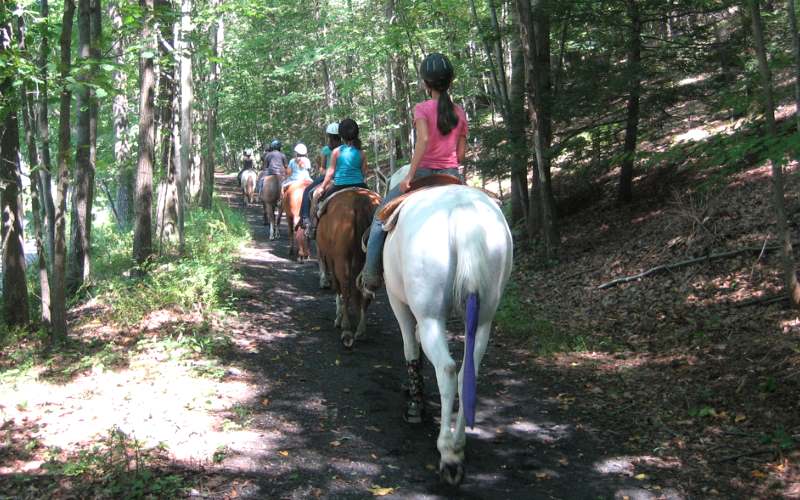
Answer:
[{"left": 414, "top": 99, "right": 468, "bottom": 169}]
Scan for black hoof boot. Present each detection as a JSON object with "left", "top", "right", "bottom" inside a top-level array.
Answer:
[
  {"left": 403, "top": 400, "right": 423, "bottom": 424},
  {"left": 439, "top": 462, "right": 464, "bottom": 485}
]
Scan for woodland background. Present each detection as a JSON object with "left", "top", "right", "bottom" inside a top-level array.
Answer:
[{"left": 1, "top": 0, "right": 800, "bottom": 497}]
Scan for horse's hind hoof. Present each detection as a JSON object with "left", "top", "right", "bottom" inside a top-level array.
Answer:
[
  {"left": 403, "top": 400, "right": 423, "bottom": 424},
  {"left": 341, "top": 332, "right": 354, "bottom": 349},
  {"left": 439, "top": 462, "right": 464, "bottom": 485}
]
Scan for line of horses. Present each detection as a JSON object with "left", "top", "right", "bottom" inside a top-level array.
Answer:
[{"left": 237, "top": 168, "right": 514, "bottom": 486}]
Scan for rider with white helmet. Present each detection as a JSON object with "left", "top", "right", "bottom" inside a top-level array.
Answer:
[
  {"left": 283, "top": 143, "right": 312, "bottom": 188},
  {"left": 299, "top": 122, "right": 342, "bottom": 232}
]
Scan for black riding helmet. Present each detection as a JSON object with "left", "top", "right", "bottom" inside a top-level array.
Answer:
[
  {"left": 270, "top": 139, "right": 282, "bottom": 151},
  {"left": 338, "top": 118, "right": 359, "bottom": 142},
  {"left": 420, "top": 53, "right": 453, "bottom": 86}
]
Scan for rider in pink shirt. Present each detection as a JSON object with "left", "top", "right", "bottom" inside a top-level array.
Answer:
[{"left": 360, "top": 52, "right": 467, "bottom": 294}]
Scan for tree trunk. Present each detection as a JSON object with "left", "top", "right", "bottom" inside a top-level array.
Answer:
[
  {"left": 17, "top": 16, "right": 51, "bottom": 330},
  {"left": 69, "top": 0, "right": 94, "bottom": 292},
  {"left": 618, "top": 0, "right": 642, "bottom": 204},
  {"left": 202, "top": 2, "right": 223, "bottom": 209},
  {"left": 52, "top": 0, "right": 76, "bottom": 340},
  {"left": 517, "top": 0, "right": 558, "bottom": 257},
  {"left": 37, "top": 0, "right": 56, "bottom": 262},
  {"left": 789, "top": 0, "right": 800, "bottom": 133},
  {"left": 177, "top": 0, "right": 193, "bottom": 251},
  {"left": 109, "top": 1, "right": 133, "bottom": 228},
  {"left": 156, "top": 0, "right": 179, "bottom": 250},
  {"left": 508, "top": 8, "right": 529, "bottom": 229},
  {"left": 748, "top": 0, "right": 800, "bottom": 307},
  {"left": 134, "top": 0, "right": 156, "bottom": 267},
  {"left": 0, "top": 14, "right": 30, "bottom": 327}
]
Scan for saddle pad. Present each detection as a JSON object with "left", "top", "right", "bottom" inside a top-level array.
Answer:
[
  {"left": 377, "top": 174, "right": 463, "bottom": 222},
  {"left": 317, "top": 187, "right": 376, "bottom": 218}
]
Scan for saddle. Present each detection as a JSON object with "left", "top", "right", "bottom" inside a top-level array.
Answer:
[
  {"left": 315, "top": 187, "right": 376, "bottom": 219},
  {"left": 377, "top": 174, "right": 463, "bottom": 227}
]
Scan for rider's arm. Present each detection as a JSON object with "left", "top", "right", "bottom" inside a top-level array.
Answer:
[
  {"left": 320, "top": 149, "right": 339, "bottom": 192},
  {"left": 457, "top": 135, "right": 467, "bottom": 165},
  {"left": 401, "top": 118, "right": 429, "bottom": 193}
]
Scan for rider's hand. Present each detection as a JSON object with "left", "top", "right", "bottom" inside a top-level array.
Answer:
[{"left": 399, "top": 177, "right": 411, "bottom": 193}]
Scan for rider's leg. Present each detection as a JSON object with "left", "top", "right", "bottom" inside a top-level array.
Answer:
[
  {"left": 360, "top": 168, "right": 459, "bottom": 294},
  {"left": 300, "top": 177, "right": 323, "bottom": 228}
]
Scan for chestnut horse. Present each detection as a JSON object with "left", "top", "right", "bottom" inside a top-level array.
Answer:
[
  {"left": 240, "top": 169, "right": 257, "bottom": 205},
  {"left": 259, "top": 175, "right": 283, "bottom": 240},
  {"left": 282, "top": 179, "right": 312, "bottom": 260},
  {"left": 315, "top": 188, "right": 382, "bottom": 348}
]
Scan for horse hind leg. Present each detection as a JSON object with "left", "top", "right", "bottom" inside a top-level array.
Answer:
[
  {"left": 451, "top": 320, "right": 493, "bottom": 473},
  {"left": 387, "top": 292, "right": 424, "bottom": 424},
  {"left": 418, "top": 317, "right": 463, "bottom": 485}
]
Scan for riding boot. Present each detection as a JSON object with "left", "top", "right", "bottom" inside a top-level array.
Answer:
[
  {"left": 357, "top": 215, "right": 386, "bottom": 298},
  {"left": 404, "top": 358, "right": 424, "bottom": 424}
]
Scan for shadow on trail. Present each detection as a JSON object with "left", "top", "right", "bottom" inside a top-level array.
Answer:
[{"left": 201, "top": 174, "right": 686, "bottom": 499}]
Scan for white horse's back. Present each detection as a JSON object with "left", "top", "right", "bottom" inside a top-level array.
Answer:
[{"left": 384, "top": 185, "right": 512, "bottom": 317}]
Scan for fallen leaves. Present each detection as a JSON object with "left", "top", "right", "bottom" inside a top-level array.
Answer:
[{"left": 368, "top": 485, "right": 395, "bottom": 496}]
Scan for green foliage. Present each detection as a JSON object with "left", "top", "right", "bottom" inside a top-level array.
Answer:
[
  {"left": 42, "top": 427, "right": 186, "bottom": 499},
  {"left": 93, "top": 200, "right": 249, "bottom": 327}
]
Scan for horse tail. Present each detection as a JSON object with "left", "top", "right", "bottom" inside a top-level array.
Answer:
[{"left": 450, "top": 202, "right": 490, "bottom": 428}]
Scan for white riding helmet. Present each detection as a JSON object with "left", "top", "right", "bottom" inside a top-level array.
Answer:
[
  {"left": 294, "top": 143, "right": 308, "bottom": 156},
  {"left": 326, "top": 122, "right": 339, "bottom": 135}
]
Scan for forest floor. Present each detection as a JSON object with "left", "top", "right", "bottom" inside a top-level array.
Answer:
[{"left": 0, "top": 163, "right": 798, "bottom": 498}]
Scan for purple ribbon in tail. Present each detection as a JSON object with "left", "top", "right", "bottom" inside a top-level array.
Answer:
[{"left": 464, "top": 293, "right": 479, "bottom": 428}]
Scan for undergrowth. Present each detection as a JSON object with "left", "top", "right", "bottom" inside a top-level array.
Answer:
[
  {"left": 19, "top": 427, "right": 188, "bottom": 499},
  {"left": 0, "top": 200, "right": 248, "bottom": 380},
  {"left": 93, "top": 201, "right": 249, "bottom": 327}
]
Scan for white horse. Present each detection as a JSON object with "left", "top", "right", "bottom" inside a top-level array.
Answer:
[
  {"left": 240, "top": 169, "right": 257, "bottom": 205},
  {"left": 382, "top": 180, "right": 513, "bottom": 485}
]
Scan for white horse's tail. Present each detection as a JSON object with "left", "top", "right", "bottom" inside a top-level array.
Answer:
[
  {"left": 450, "top": 203, "right": 490, "bottom": 312},
  {"left": 450, "top": 202, "right": 490, "bottom": 428}
]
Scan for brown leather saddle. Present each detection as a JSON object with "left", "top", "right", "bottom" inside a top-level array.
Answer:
[{"left": 377, "top": 174, "right": 462, "bottom": 221}]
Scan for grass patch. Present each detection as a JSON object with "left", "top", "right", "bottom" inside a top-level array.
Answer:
[
  {"left": 93, "top": 201, "right": 249, "bottom": 327},
  {"left": 28, "top": 427, "right": 188, "bottom": 499},
  {"left": 0, "top": 199, "right": 248, "bottom": 383},
  {"left": 495, "top": 282, "right": 619, "bottom": 355}
]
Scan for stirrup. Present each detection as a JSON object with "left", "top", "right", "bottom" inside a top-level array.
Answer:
[{"left": 356, "top": 271, "right": 379, "bottom": 299}]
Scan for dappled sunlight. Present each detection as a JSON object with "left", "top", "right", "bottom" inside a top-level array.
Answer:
[{"left": 593, "top": 455, "right": 682, "bottom": 476}]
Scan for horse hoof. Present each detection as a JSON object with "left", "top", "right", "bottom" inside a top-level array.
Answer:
[
  {"left": 439, "top": 462, "right": 464, "bottom": 485},
  {"left": 341, "top": 332, "right": 354, "bottom": 349}
]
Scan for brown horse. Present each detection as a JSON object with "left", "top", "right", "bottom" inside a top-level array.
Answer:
[
  {"left": 260, "top": 175, "right": 283, "bottom": 240},
  {"left": 316, "top": 188, "right": 382, "bottom": 348},
  {"left": 240, "top": 169, "right": 257, "bottom": 205},
  {"left": 281, "top": 179, "right": 312, "bottom": 260}
]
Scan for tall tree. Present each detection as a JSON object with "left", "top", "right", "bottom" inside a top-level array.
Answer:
[
  {"left": 110, "top": 2, "right": 133, "bottom": 228},
  {"left": 69, "top": 0, "right": 94, "bottom": 292},
  {"left": 618, "top": 0, "right": 642, "bottom": 204},
  {"left": 748, "top": 0, "right": 800, "bottom": 307},
  {"left": 177, "top": 0, "right": 193, "bottom": 250},
  {"left": 53, "top": 0, "right": 76, "bottom": 340},
  {"left": 202, "top": 0, "right": 222, "bottom": 209},
  {"left": 134, "top": 0, "right": 156, "bottom": 267},
  {"left": 0, "top": 10, "right": 30, "bottom": 327},
  {"left": 17, "top": 16, "right": 51, "bottom": 330},
  {"left": 37, "top": 0, "right": 56, "bottom": 261},
  {"left": 788, "top": 0, "right": 800, "bottom": 133},
  {"left": 517, "top": 0, "right": 558, "bottom": 257}
]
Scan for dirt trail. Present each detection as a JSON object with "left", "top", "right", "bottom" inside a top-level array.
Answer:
[{"left": 213, "top": 174, "right": 682, "bottom": 499}]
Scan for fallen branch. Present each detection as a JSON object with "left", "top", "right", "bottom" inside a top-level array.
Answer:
[
  {"left": 712, "top": 447, "right": 776, "bottom": 464},
  {"left": 597, "top": 243, "right": 790, "bottom": 290},
  {"left": 732, "top": 295, "right": 787, "bottom": 308}
]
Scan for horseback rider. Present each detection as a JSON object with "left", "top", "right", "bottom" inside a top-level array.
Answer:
[
  {"left": 359, "top": 53, "right": 468, "bottom": 295},
  {"left": 237, "top": 149, "right": 254, "bottom": 184},
  {"left": 282, "top": 143, "right": 312, "bottom": 189},
  {"left": 299, "top": 122, "right": 341, "bottom": 230},
  {"left": 308, "top": 119, "right": 368, "bottom": 239},
  {"left": 257, "top": 139, "right": 288, "bottom": 193}
]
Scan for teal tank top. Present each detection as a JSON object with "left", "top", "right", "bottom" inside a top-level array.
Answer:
[
  {"left": 333, "top": 145, "right": 364, "bottom": 186},
  {"left": 321, "top": 145, "right": 333, "bottom": 169}
]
